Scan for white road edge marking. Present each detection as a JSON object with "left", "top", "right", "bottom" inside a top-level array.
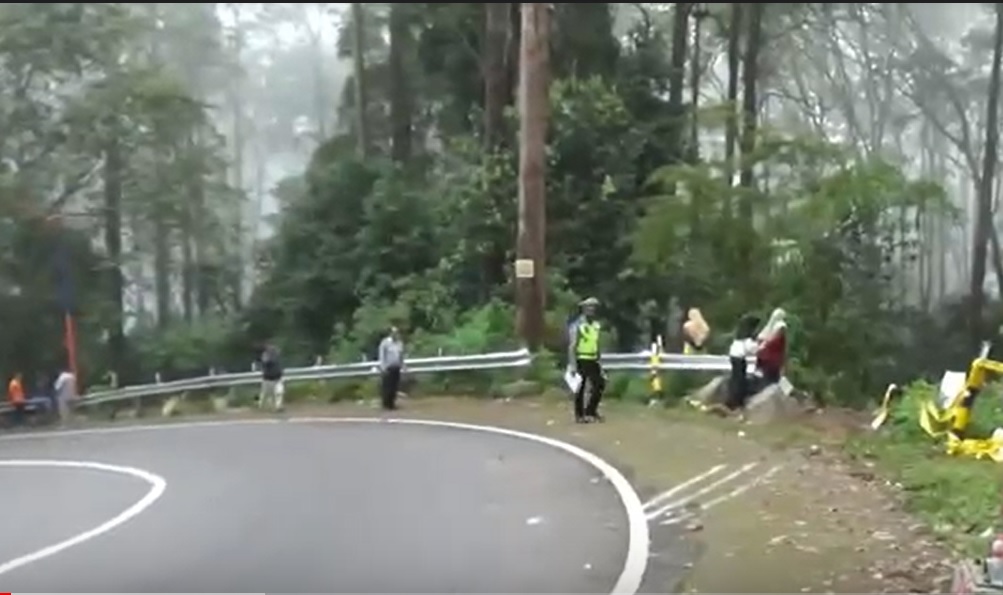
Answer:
[
  {"left": 641, "top": 464, "right": 727, "bottom": 512},
  {"left": 0, "top": 459, "right": 167, "bottom": 576},
  {"left": 659, "top": 464, "right": 784, "bottom": 526},
  {"left": 645, "top": 461, "right": 759, "bottom": 521},
  {"left": 0, "top": 416, "right": 649, "bottom": 595}
]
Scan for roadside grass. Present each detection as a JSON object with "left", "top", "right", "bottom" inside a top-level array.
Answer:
[{"left": 837, "top": 381, "right": 1003, "bottom": 556}]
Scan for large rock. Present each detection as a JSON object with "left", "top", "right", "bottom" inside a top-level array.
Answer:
[
  {"left": 745, "top": 382, "right": 801, "bottom": 424},
  {"left": 687, "top": 375, "right": 729, "bottom": 408}
]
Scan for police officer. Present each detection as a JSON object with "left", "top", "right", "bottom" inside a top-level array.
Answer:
[{"left": 568, "top": 297, "right": 606, "bottom": 423}]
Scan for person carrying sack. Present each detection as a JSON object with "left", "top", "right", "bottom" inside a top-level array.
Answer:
[
  {"left": 682, "top": 308, "right": 710, "bottom": 354},
  {"left": 567, "top": 297, "right": 606, "bottom": 423}
]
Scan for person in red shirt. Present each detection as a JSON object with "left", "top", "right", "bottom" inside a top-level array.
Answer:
[
  {"left": 8, "top": 372, "right": 25, "bottom": 425},
  {"left": 756, "top": 308, "right": 787, "bottom": 385}
]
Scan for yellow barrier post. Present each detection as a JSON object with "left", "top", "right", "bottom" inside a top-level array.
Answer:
[{"left": 649, "top": 336, "right": 663, "bottom": 397}]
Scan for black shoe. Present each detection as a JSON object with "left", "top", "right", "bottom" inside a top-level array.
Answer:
[
  {"left": 588, "top": 413, "right": 604, "bottom": 423},
  {"left": 575, "top": 416, "right": 589, "bottom": 424}
]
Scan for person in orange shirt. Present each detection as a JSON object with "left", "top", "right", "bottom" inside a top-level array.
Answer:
[{"left": 8, "top": 372, "right": 25, "bottom": 425}]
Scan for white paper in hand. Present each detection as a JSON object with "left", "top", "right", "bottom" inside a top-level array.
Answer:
[{"left": 564, "top": 368, "right": 582, "bottom": 393}]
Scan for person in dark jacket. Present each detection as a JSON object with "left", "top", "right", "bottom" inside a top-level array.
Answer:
[{"left": 259, "top": 344, "right": 284, "bottom": 412}]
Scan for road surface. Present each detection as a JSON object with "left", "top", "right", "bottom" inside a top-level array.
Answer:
[{"left": 0, "top": 418, "right": 646, "bottom": 592}]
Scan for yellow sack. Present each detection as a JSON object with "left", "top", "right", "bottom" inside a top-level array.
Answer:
[{"left": 945, "top": 432, "right": 1003, "bottom": 462}]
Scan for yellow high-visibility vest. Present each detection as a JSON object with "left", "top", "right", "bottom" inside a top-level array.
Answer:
[{"left": 575, "top": 320, "right": 601, "bottom": 360}]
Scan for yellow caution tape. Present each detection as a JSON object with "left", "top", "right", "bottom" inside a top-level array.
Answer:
[
  {"left": 945, "top": 432, "right": 1003, "bottom": 462},
  {"left": 911, "top": 394, "right": 1003, "bottom": 461},
  {"left": 870, "top": 384, "right": 901, "bottom": 430}
]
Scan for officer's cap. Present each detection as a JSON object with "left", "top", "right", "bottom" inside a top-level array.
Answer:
[{"left": 580, "top": 296, "right": 600, "bottom": 307}]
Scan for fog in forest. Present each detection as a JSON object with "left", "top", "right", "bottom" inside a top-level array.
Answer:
[{"left": 2, "top": 3, "right": 1002, "bottom": 402}]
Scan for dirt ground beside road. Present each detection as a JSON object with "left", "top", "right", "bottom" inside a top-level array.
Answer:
[{"left": 70, "top": 395, "right": 954, "bottom": 593}]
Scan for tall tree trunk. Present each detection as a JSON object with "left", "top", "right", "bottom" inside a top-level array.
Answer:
[
  {"left": 228, "top": 5, "right": 246, "bottom": 309},
  {"left": 970, "top": 1, "right": 1003, "bottom": 343},
  {"left": 738, "top": 3, "right": 764, "bottom": 207},
  {"left": 723, "top": 3, "right": 742, "bottom": 202},
  {"left": 506, "top": 4, "right": 522, "bottom": 106},
  {"left": 484, "top": 2, "right": 511, "bottom": 150},
  {"left": 154, "top": 217, "right": 170, "bottom": 329},
  {"left": 516, "top": 2, "right": 550, "bottom": 350},
  {"left": 309, "top": 30, "right": 328, "bottom": 139},
  {"left": 388, "top": 3, "right": 412, "bottom": 162},
  {"left": 350, "top": 2, "right": 371, "bottom": 158},
  {"left": 667, "top": 3, "right": 692, "bottom": 165},
  {"left": 191, "top": 135, "right": 210, "bottom": 316},
  {"left": 688, "top": 9, "right": 704, "bottom": 162},
  {"left": 103, "top": 133, "right": 125, "bottom": 365},
  {"left": 180, "top": 206, "right": 194, "bottom": 323}
]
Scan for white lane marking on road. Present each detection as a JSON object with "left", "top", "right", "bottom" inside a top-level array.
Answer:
[
  {"left": 292, "top": 416, "right": 649, "bottom": 595},
  {"left": 0, "top": 416, "right": 650, "bottom": 595},
  {"left": 526, "top": 516, "right": 544, "bottom": 525},
  {"left": 659, "top": 464, "right": 784, "bottom": 526},
  {"left": 645, "top": 461, "right": 759, "bottom": 521},
  {"left": 641, "top": 464, "right": 727, "bottom": 512},
  {"left": 0, "top": 418, "right": 281, "bottom": 443},
  {"left": 0, "top": 459, "right": 167, "bottom": 576}
]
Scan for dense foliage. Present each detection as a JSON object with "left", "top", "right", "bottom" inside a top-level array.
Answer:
[{"left": 3, "top": 3, "right": 1002, "bottom": 405}]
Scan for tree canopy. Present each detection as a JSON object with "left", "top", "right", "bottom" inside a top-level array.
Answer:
[{"left": 2, "top": 3, "right": 1001, "bottom": 404}]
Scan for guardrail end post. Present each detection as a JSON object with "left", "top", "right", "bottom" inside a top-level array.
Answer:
[
  {"left": 154, "top": 372, "right": 162, "bottom": 384},
  {"left": 314, "top": 355, "right": 323, "bottom": 367}
]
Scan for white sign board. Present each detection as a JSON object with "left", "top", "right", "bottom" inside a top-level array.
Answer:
[{"left": 514, "top": 258, "right": 535, "bottom": 279}]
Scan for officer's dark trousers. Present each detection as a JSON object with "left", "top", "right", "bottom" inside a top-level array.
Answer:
[
  {"left": 575, "top": 358, "right": 605, "bottom": 418},
  {"left": 726, "top": 356, "right": 748, "bottom": 410},
  {"left": 381, "top": 366, "right": 401, "bottom": 410}
]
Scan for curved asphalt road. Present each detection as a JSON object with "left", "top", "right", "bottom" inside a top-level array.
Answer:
[{"left": 0, "top": 419, "right": 636, "bottom": 592}]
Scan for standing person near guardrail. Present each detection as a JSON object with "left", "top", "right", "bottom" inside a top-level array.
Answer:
[
  {"left": 258, "top": 344, "right": 285, "bottom": 412},
  {"left": 7, "top": 372, "right": 25, "bottom": 425},
  {"left": 378, "top": 326, "right": 405, "bottom": 411},
  {"left": 568, "top": 297, "right": 606, "bottom": 423},
  {"left": 755, "top": 308, "right": 788, "bottom": 385},
  {"left": 682, "top": 308, "right": 710, "bottom": 354},
  {"left": 53, "top": 367, "right": 76, "bottom": 424}
]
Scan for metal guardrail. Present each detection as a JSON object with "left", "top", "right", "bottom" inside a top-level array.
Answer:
[
  {"left": 78, "top": 349, "right": 534, "bottom": 408},
  {"left": 0, "top": 349, "right": 745, "bottom": 414},
  {"left": 604, "top": 352, "right": 746, "bottom": 372}
]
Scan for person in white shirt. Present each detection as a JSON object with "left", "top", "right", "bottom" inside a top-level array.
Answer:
[
  {"left": 378, "top": 327, "right": 405, "bottom": 411},
  {"left": 53, "top": 368, "right": 76, "bottom": 424},
  {"left": 725, "top": 314, "right": 760, "bottom": 411}
]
